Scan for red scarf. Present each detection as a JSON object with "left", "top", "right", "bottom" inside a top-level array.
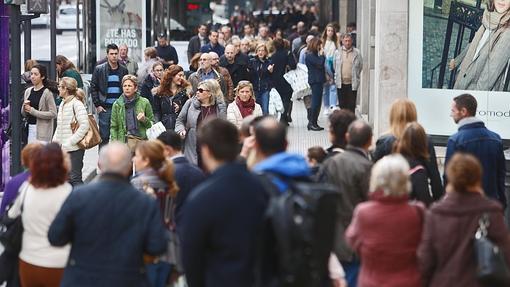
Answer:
[{"left": 236, "top": 97, "right": 255, "bottom": 118}]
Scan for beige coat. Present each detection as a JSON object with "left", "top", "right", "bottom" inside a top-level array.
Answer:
[
  {"left": 53, "top": 97, "right": 90, "bottom": 152},
  {"left": 21, "top": 87, "right": 57, "bottom": 142},
  {"left": 226, "top": 101, "right": 263, "bottom": 129}
]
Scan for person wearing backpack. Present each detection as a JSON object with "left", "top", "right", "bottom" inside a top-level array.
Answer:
[
  {"left": 321, "top": 120, "right": 373, "bottom": 287},
  {"left": 251, "top": 116, "right": 341, "bottom": 287}
]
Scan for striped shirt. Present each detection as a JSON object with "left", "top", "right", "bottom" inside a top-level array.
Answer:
[{"left": 106, "top": 68, "right": 122, "bottom": 105}]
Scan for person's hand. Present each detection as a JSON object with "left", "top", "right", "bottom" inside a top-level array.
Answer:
[
  {"left": 23, "top": 104, "right": 31, "bottom": 113},
  {"left": 151, "top": 87, "right": 158, "bottom": 95},
  {"left": 240, "top": 135, "right": 256, "bottom": 158},
  {"left": 174, "top": 102, "right": 181, "bottom": 113},
  {"left": 137, "top": 112, "right": 146, "bottom": 122},
  {"left": 178, "top": 130, "right": 186, "bottom": 138},
  {"left": 268, "top": 64, "right": 274, "bottom": 73},
  {"left": 449, "top": 59, "right": 456, "bottom": 70},
  {"left": 96, "top": 106, "right": 106, "bottom": 113}
]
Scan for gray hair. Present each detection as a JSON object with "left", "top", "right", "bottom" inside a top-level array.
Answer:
[
  {"left": 98, "top": 142, "right": 132, "bottom": 175},
  {"left": 370, "top": 154, "right": 411, "bottom": 196}
]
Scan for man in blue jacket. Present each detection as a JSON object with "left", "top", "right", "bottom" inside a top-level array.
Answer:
[
  {"left": 180, "top": 119, "right": 267, "bottom": 287},
  {"left": 48, "top": 142, "right": 168, "bottom": 287},
  {"left": 445, "top": 93, "right": 507, "bottom": 208}
]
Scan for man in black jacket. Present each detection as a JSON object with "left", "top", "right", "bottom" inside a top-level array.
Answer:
[
  {"left": 219, "top": 43, "right": 251, "bottom": 87},
  {"left": 187, "top": 24, "right": 209, "bottom": 63},
  {"left": 181, "top": 119, "right": 267, "bottom": 287},
  {"left": 90, "top": 44, "right": 128, "bottom": 147}
]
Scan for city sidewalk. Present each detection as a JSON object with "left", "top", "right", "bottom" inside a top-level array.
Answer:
[{"left": 82, "top": 99, "right": 331, "bottom": 181}]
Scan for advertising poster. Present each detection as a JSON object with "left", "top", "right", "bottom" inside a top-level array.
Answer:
[
  {"left": 96, "top": 0, "right": 146, "bottom": 63},
  {"left": 409, "top": 0, "right": 510, "bottom": 139}
]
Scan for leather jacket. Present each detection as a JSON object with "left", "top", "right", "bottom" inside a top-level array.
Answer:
[{"left": 90, "top": 62, "right": 128, "bottom": 108}]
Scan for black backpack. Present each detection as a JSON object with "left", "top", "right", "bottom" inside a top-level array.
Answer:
[{"left": 256, "top": 172, "right": 340, "bottom": 287}]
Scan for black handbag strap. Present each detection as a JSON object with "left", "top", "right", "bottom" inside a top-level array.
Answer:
[{"left": 18, "top": 183, "right": 29, "bottom": 214}]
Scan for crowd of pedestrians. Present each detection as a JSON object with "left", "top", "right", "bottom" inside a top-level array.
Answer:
[{"left": 2, "top": 7, "right": 510, "bottom": 287}]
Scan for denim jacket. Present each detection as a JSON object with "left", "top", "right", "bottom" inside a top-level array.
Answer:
[{"left": 444, "top": 118, "right": 507, "bottom": 208}]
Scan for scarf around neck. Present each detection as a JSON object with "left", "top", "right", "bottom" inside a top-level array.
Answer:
[
  {"left": 236, "top": 97, "right": 255, "bottom": 118},
  {"left": 124, "top": 94, "right": 139, "bottom": 135},
  {"left": 458, "top": 9, "right": 510, "bottom": 74}
]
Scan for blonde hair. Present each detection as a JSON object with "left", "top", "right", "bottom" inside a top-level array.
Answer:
[
  {"left": 389, "top": 99, "right": 417, "bottom": 139},
  {"left": 235, "top": 81, "right": 255, "bottom": 101},
  {"left": 122, "top": 74, "right": 138, "bottom": 87},
  {"left": 255, "top": 43, "right": 269, "bottom": 56},
  {"left": 370, "top": 154, "right": 411, "bottom": 197},
  {"left": 60, "top": 77, "right": 85, "bottom": 103},
  {"left": 198, "top": 79, "right": 224, "bottom": 104}
]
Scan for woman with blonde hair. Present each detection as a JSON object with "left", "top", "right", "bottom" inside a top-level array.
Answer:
[
  {"left": 249, "top": 43, "right": 274, "bottom": 115},
  {"left": 373, "top": 99, "right": 444, "bottom": 200},
  {"left": 175, "top": 79, "right": 227, "bottom": 166},
  {"left": 154, "top": 65, "right": 191, "bottom": 130},
  {"left": 52, "top": 77, "right": 90, "bottom": 186},
  {"left": 131, "top": 140, "right": 179, "bottom": 287},
  {"left": 346, "top": 154, "right": 424, "bottom": 287},
  {"left": 227, "top": 81, "right": 263, "bottom": 129},
  {"left": 418, "top": 153, "right": 510, "bottom": 287}
]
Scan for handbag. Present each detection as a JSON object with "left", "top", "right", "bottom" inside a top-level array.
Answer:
[
  {"left": 70, "top": 103, "right": 102, "bottom": 149},
  {"left": 474, "top": 213, "right": 510, "bottom": 285},
  {"left": 0, "top": 184, "right": 28, "bottom": 254}
]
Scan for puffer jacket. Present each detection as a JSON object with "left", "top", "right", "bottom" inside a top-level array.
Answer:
[
  {"left": 53, "top": 96, "right": 89, "bottom": 152},
  {"left": 226, "top": 101, "right": 263, "bottom": 129}
]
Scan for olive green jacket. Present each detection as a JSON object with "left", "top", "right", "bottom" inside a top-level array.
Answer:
[{"left": 110, "top": 93, "right": 154, "bottom": 142}]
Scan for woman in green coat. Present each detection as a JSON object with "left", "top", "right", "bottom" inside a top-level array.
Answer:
[
  {"left": 56, "top": 55, "right": 83, "bottom": 88},
  {"left": 110, "top": 75, "right": 154, "bottom": 146}
]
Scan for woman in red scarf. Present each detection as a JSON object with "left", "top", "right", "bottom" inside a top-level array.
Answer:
[{"left": 227, "top": 81, "right": 263, "bottom": 129}]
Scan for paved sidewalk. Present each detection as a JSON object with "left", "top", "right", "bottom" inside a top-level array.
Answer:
[{"left": 82, "top": 100, "right": 331, "bottom": 180}]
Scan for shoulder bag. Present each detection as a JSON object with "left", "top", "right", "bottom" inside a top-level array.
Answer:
[
  {"left": 70, "top": 101, "right": 102, "bottom": 149},
  {"left": 474, "top": 213, "right": 510, "bottom": 285}
]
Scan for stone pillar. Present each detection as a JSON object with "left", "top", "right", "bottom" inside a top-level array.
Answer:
[
  {"left": 372, "top": 0, "right": 408, "bottom": 137},
  {"left": 357, "top": 0, "right": 376, "bottom": 118},
  {"left": 339, "top": 0, "right": 348, "bottom": 32}
]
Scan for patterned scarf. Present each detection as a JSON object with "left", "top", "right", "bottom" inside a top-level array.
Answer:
[{"left": 236, "top": 97, "right": 255, "bottom": 118}]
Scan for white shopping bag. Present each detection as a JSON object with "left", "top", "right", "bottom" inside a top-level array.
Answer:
[
  {"left": 268, "top": 88, "right": 284, "bottom": 120},
  {"left": 146, "top": 122, "right": 167, "bottom": 140},
  {"left": 283, "top": 63, "right": 311, "bottom": 100}
]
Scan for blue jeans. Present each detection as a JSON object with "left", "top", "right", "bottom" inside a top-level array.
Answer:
[
  {"left": 255, "top": 90, "right": 270, "bottom": 115},
  {"left": 98, "top": 108, "right": 112, "bottom": 148},
  {"left": 341, "top": 259, "right": 360, "bottom": 287},
  {"left": 146, "top": 261, "right": 172, "bottom": 287},
  {"left": 323, "top": 83, "right": 337, "bottom": 108}
]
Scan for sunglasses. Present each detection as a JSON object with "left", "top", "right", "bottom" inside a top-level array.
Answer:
[{"left": 197, "top": 88, "right": 209, "bottom": 93}]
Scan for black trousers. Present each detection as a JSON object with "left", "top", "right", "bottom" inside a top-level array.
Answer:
[
  {"left": 338, "top": 84, "right": 357, "bottom": 113},
  {"left": 69, "top": 149, "right": 85, "bottom": 186}
]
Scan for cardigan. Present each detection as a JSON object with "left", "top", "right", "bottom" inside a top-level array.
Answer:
[{"left": 21, "top": 87, "right": 57, "bottom": 142}]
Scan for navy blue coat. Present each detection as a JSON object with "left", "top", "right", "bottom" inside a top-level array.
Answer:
[
  {"left": 445, "top": 121, "right": 507, "bottom": 208},
  {"left": 250, "top": 57, "right": 273, "bottom": 93},
  {"left": 305, "top": 52, "right": 326, "bottom": 85},
  {"left": 181, "top": 163, "right": 267, "bottom": 287},
  {"left": 200, "top": 43, "right": 225, "bottom": 57},
  {"left": 173, "top": 156, "right": 206, "bottom": 228},
  {"left": 48, "top": 173, "right": 168, "bottom": 287}
]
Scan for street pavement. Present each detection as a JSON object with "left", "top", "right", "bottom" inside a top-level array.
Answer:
[{"left": 19, "top": 28, "right": 330, "bottom": 181}]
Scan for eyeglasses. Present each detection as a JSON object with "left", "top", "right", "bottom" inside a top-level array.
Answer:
[
  {"left": 197, "top": 88, "right": 209, "bottom": 93},
  {"left": 154, "top": 69, "right": 164, "bottom": 72}
]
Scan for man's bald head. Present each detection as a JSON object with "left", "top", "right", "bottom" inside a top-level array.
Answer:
[
  {"left": 225, "top": 44, "right": 236, "bottom": 63},
  {"left": 208, "top": 52, "right": 220, "bottom": 67},
  {"left": 347, "top": 120, "right": 373, "bottom": 149},
  {"left": 297, "top": 21, "right": 306, "bottom": 33},
  {"left": 254, "top": 116, "right": 288, "bottom": 157},
  {"left": 98, "top": 142, "right": 132, "bottom": 176}
]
